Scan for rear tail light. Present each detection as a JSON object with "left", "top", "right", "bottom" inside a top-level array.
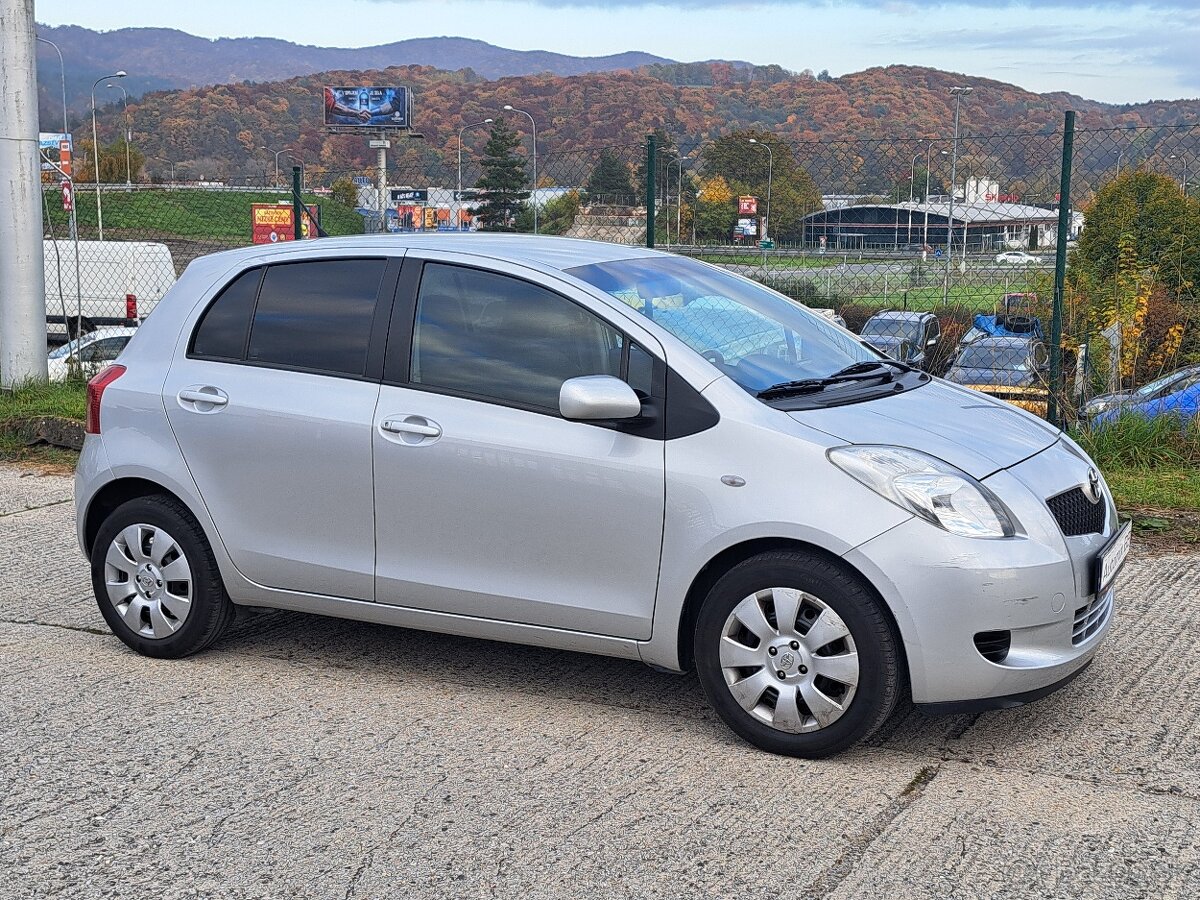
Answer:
[
  {"left": 125, "top": 294, "right": 138, "bottom": 320},
  {"left": 86, "top": 365, "right": 126, "bottom": 435}
]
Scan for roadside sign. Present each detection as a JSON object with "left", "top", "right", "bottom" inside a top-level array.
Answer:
[
  {"left": 60, "top": 180, "right": 73, "bottom": 212},
  {"left": 738, "top": 196, "right": 758, "bottom": 216},
  {"left": 58, "top": 140, "right": 72, "bottom": 178},
  {"left": 389, "top": 188, "right": 428, "bottom": 204},
  {"left": 251, "top": 203, "right": 320, "bottom": 243},
  {"left": 352, "top": 175, "right": 371, "bottom": 186}
]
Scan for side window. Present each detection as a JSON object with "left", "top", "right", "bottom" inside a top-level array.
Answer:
[
  {"left": 192, "top": 267, "right": 262, "bottom": 360},
  {"left": 410, "top": 263, "right": 623, "bottom": 411},
  {"left": 247, "top": 259, "right": 386, "bottom": 376},
  {"left": 81, "top": 337, "right": 127, "bottom": 363}
]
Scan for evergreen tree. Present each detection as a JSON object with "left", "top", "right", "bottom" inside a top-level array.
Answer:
[
  {"left": 585, "top": 150, "right": 636, "bottom": 206},
  {"left": 473, "top": 119, "right": 531, "bottom": 231}
]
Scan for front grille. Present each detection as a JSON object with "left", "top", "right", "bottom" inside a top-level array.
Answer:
[
  {"left": 1072, "top": 589, "right": 1113, "bottom": 645},
  {"left": 1047, "top": 487, "right": 1106, "bottom": 537},
  {"left": 973, "top": 630, "right": 1011, "bottom": 663}
]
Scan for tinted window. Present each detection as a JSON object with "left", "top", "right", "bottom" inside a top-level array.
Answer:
[
  {"left": 192, "top": 267, "right": 261, "bottom": 360},
  {"left": 411, "top": 263, "right": 622, "bottom": 410},
  {"left": 80, "top": 336, "right": 129, "bottom": 363},
  {"left": 246, "top": 259, "right": 386, "bottom": 376}
]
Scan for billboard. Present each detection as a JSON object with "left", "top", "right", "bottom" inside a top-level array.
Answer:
[
  {"left": 251, "top": 203, "right": 321, "bottom": 244},
  {"left": 738, "top": 196, "right": 758, "bottom": 216},
  {"left": 324, "top": 87, "right": 410, "bottom": 128}
]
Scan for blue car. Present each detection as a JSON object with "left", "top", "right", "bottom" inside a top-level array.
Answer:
[{"left": 1090, "top": 365, "right": 1200, "bottom": 426}]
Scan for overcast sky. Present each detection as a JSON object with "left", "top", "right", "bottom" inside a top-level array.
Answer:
[{"left": 36, "top": 0, "right": 1199, "bottom": 104}]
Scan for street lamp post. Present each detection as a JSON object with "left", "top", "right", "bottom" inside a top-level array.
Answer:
[
  {"left": 922, "top": 147, "right": 947, "bottom": 250},
  {"left": 943, "top": 86, "right": 973, "bottom": 305},
  {"left": 260, "top": 146, "right": 293, "bottom": 189},
  {"left": 1169, "top": 153, "right": 1190, "bottom": 195},
  {"left": 907, "top": 142, "right": 924, "bottom": 244},
  {"left": 91, "top": 70, "right": 126, "bottom": 240},
  {"left": 503, "top": 105, "right": 538, "bottom": 233},
  {"left": 458, "top": 118, "right": 493, "bottom": 228},
  {"left": 748, "top": 138, "right": 773, "bottom": 246},
  {"left": 657, "top": 148, "right": 681, "bottom": 244},
  {"left": 107, "top": 82, "right": 131, "bottom": 185}
]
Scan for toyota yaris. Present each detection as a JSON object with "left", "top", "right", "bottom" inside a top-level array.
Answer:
[{"left": 76, "top": 235, "right": 1126, "bottom": 757}]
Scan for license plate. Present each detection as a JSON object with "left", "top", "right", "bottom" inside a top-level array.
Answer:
[{"left": 1095, "top": 521, "right": 1132, "bottom": 594}]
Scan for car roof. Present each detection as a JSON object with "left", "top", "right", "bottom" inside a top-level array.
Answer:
[
  {"left": 865, "top": 310, "right": 930, "bottom": 321},
  {"left": 188, "top": 234, "right": 662, "bottom": 273},
  {"left": 964, "top": 335, "right": 1037, "bottom": 348}
]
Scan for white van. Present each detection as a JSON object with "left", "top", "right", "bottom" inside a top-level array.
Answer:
[{"left": 43, "top": 240, "right": 177, "bottom": 337}]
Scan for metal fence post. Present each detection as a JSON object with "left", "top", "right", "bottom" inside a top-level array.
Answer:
[
  {"left": 1048, "top": 110, "right": 1075, "bottom": 428},
  {"left": 292, "top": 166, "right": 303, "bottom": 241},
  {"left": 645, "top": 134, "right": 656, "bottom": 249}
]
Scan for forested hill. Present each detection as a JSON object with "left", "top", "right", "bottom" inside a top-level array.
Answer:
[{"left": 87, "top": 62, "right": 1200, "bottom": 182}]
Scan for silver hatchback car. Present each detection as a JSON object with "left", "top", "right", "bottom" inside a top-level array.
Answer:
[{"left": 76, "top": 235, "right": 1127, "bottom": 757}]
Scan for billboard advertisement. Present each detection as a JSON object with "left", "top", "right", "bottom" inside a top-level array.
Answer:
[
  {"left": 738, "top": 196, "right": 758, "bottom": 216},
  {"left": 324, "top": 87, "right": 410, "bottom": 128},
  {"left": 251, "top": 203, "right": 321, "bottom": 244}
]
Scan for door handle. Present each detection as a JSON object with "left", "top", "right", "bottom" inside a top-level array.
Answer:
[
  {"left": 381, "top": 418, "right": 441, "bottom": 438},
  {"left": 178, "top": 388, "right": 228, "bottom": 407}
]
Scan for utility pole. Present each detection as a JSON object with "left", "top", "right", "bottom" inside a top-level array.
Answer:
[
  {"left": 942, "top": 86, "right": 972, "bottom": 305},
  {"left": 370, "top": 139, "right": 389, "bottom": 232},
  {"left": 0, "top": 0, "right": 49, "bottom": 386}
]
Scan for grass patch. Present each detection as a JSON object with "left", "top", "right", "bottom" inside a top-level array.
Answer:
[
  {"left": 0, "top": 379, "right": 88, "bottom": 423},
  {"left": 1073, "top": 413, "right": 1200, "bottom": 470},
  {"left": 43, "top": 188, "right": 365, "bottom": 241},
  {"left": 1104, "top": 468, "right": 1200, "bottom": 511}
]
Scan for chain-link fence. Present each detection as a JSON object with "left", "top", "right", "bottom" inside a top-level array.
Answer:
[{"left": 37, "top": 123, "right": 1199, "bottom": 431}]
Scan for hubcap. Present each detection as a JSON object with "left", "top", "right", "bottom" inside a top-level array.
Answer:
[
  {"left": 718, "top": 587, "right": 859, "bottom": 733},
  {"left": 103, "top": 523, "right": 193, "bottom": 639}
]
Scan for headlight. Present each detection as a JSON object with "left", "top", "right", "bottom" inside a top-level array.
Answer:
[{"left": 828, "top": 445, "right": 1019, "bottom": 538}]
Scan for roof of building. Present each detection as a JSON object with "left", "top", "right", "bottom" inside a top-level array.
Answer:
[{"left": 806, "top": 201, "right": 1059, "bottom": 224}]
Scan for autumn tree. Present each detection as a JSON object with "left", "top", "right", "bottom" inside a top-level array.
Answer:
[
  {"left": 585, "top": 150, "right": 636, "bottom": 206},
  {"left": 330, "top": 176, "right": 359, "bottom": 209},
  {"left": 701, "top": 131, "right": 823, "bottom": 242},
  {"left": 473, "top": 119, "right": 530, "bottom": 231},
  {"left": 74, "top": 139, "right": 144, "bottom": 183},
  {"left": 692, "top": 174, "right": 736, "bottom": 242}
]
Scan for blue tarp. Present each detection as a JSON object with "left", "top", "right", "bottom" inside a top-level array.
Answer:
[{"left": 972, "top": 313, "right": 1045, "bottom": 342}]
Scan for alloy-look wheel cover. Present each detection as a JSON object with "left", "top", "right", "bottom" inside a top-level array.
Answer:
[
  {"left": 718, "top": 587, "right": 860, "bottom": 733},
  {"left": 104, "top": 523, "right": 193, "bottom": 639}
]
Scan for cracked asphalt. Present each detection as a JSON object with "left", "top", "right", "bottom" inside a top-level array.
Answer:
[{"left": 1, "top": 462, "right": 1198, "bottom": 898}]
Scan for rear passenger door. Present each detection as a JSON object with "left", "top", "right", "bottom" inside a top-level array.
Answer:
[{"left": 163, "top": 255, "right": 398, "bottom": 601}]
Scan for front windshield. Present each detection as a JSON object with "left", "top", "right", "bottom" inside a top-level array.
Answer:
[
  {"left": 48, "top": 338, "right": 83, "bottom": 360},
  {"left": 566, "top": 256, "right": 875, "bottom": 394},
  {"left": 1133, "top": 370, "right": 1186, "bottom": 399},
  {"left": 861, "top": 318, "right": 919, "bottom": 344},
  {"left": 956, "top": 342, "right": 1030, "bottom": 372}
]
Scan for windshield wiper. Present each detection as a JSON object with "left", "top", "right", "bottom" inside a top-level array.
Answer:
[
  {"left": 831, "top": 359, "right": 913, "bottom": 377},
  {"left": 756, "top": 359, "right": 913, "bottom": 400}
]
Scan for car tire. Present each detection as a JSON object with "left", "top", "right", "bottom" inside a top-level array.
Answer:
[
  {"left": 90, "top": 495, "right": 235, "bottom": 659},
  {"left": 694, "top": 550, "right": 902, "bottom": 758}
]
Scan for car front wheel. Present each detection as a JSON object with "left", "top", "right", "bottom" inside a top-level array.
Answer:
[{"left": 694, "top": 550, "right": 902, "bottom": 757}]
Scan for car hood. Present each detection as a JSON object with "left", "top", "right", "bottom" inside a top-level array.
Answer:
[
  {"left": 789, "top": 379, "right": 1058, "bottom": 478},
  {"left": 945, "top": 366, "right": 1039, "bottom": 388}
]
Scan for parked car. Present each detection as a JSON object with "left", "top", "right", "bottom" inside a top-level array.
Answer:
[
  {"left": 810, "top": 307, "right": 847, "bottom": 328},
  {"left": 944, "top": 335, "right": 1051, "bottom": 417},
  {"left": 46, "top": 327, "right": 137, "bottom": 382},
  {"left": 1088, "top": 365, "right": 1200, "bottom": 426},
  {"left": 859, "top": 311, "right": 941, "bottom": 369},
  {"left": 77, "top": 236, "right": 1123, "bottom": 758},
  {"left": 43, "top": 240, "right": 176, "bottom": 338},
  {"left": 1084, "top": 364, "right": 1200, "bottom": 421},
  {"left": 995, "top": 251, "right": 1041, "bottom": 265}
]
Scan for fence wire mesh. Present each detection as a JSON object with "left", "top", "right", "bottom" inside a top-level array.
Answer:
[{"left": 36, "top": 124, "right": 1199, "bottom": 429}]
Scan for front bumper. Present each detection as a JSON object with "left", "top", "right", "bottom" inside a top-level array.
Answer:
[{"left": 844, "top": 440, "right": 1117, "bottom": 705}]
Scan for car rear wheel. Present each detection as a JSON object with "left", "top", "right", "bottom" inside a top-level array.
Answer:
[
  {"left": 694, "top": 550, "right": 902, "bottom": 757},
  {"left": 90, "top": 495, "right": 235, "bottom": 659}
]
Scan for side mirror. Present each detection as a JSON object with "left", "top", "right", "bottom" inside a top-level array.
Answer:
[{"left": 559, "top": 375, "right": 642, "bottom": 421}]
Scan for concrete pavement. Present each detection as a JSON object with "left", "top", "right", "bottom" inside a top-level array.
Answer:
[{"left": 1, "top": 462, "right": 1197, "bottom": 898}]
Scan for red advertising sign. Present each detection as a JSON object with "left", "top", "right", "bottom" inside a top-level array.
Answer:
[
  {"left": 738, "top": 195, "right": 758, "bottom": 216},
  {"left": 251, "top": 203, "right": 320, "bottom": 243},
  {"left": 60, "top": 179, "right": 73, "bottom": 212},
  {"left": 58, "top": 140, "right": 72, "bottom": 178}
]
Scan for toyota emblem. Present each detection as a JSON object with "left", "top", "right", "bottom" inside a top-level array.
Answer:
[{"left": 1084, "top": 468, "right": 1102, "bottom": 504}]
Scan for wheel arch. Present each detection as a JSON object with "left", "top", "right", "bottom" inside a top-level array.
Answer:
[
  {"left": 83, "top": 477, "right": 193, "bottom": 556},
  {"left": 674, "top": 537, "right": 910, "bottom": 684}
]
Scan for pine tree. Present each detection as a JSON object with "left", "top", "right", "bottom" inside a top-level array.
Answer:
[
  {"left": 585, "top": 150, "right": 636, "bottom": 206},
  {"left": 473, "top": 119, "right": 531, "bottom": 231}
]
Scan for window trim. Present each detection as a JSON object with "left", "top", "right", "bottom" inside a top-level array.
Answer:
[
  {"left": 186, "top": 256, "right": 399, "bottom": 382},
  {"left": 384, "top": 258, "right": 667, "bottom": 434}
]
